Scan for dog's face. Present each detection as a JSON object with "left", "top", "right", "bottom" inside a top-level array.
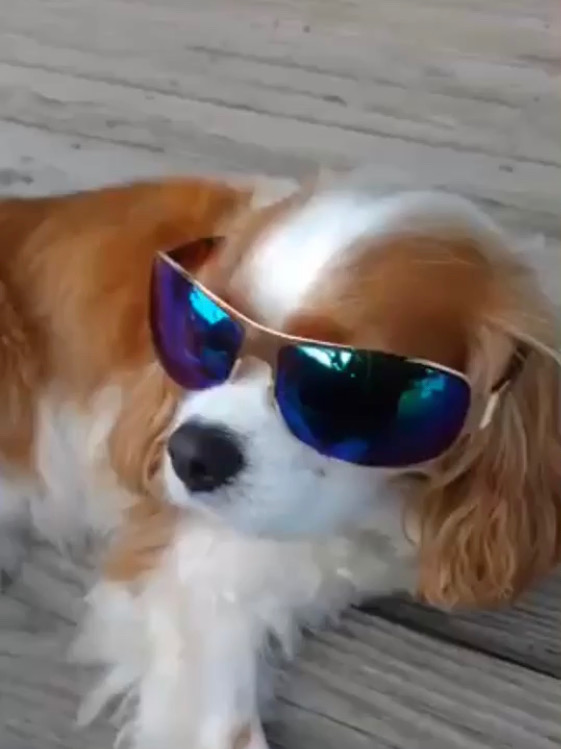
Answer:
[
  {"left": 109, "top": 178, "right": 560, "bottom": 606},
  {"left": 159, "top": 187, "right": 531, "bottom": 541},
  {"left": 161, "top": 192, "right": 401, "bottom": 537}
]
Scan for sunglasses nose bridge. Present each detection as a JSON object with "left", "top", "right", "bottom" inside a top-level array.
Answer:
[
  {"left": 230, "top": 327, "right": 277, "bottom": 380},
  {"left": 229, "top": 356, "right": 276, "bottom": 408},
  {"left": 229, "top": 354, "right": 270, "bottom": 380}
]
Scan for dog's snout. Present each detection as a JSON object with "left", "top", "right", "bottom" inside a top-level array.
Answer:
[{"left": 168, "top": 421, "right": 245, "bottom": 493}]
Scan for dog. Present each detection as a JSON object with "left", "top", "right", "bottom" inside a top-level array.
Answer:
[{"left": 0, "top": 170, "right": 559, "bottom": 749}]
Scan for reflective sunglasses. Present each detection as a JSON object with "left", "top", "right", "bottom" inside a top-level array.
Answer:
[{"left": 150, "top": 239, "right": 522, "bottom": 469}]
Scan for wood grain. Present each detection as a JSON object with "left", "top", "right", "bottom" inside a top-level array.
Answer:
[
  {"left": 1, "top": 545, "right": 560, "bottom": 749},
  {"left": 363, "top": 571, "right": 561, "bottom": 678},
  {"left": 0, "top": 0, "right": 560, "bottom": 232}
]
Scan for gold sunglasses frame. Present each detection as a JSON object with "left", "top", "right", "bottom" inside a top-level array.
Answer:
[
  {"left": 157, "top": 249, "right": 472, "bottom": 389},
  {"left": 155, "top": 238, "right": 527, "bottom": 448}
]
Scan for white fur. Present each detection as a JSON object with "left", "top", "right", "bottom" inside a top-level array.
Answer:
[
  {"left": 165, "top": 367, "right": 407, "bottom": 541},
  {"left": 244, "top": 187, "right": 509, "bottom": 329},
  {"left": 32, "top": 386, "right": 126, "bottom": 543},
  {"left": 78, "top": 518, "right": 414, "bottom": 749},
  {"left": 245, "top": 193, "right": 383, "bottom": 328},
  {"left": 0, "top": 386, "right": 127, "bottom": 565}
]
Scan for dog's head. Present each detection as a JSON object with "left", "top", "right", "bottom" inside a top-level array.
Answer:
[{"left": 111, "top": 174, "right": 561, "bottom": 606}]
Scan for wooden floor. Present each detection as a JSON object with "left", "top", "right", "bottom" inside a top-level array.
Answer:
[{"left": 0, "top": 0, "right": 560, "bottom": 747}]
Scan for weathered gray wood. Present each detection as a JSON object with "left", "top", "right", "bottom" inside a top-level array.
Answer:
[
  {"left": 0, "top": 0, "right": 560, "bottom": 235},
  {"left": 1, "top": 545, "right": 560, "bottom": 749},
  {"left": 364, "top": 570, "right": 561, "bottom": 678},
  {"left": 278, "top": 612, "right": 561, "bottom": 749}
]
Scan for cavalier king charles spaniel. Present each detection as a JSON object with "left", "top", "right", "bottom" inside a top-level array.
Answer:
[{"left": 0, "top": 170, "right": 559, "bottom": 749}]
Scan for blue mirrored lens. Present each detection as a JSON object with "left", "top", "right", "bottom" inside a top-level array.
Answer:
[
  {"left": 275, "top": 345, "right": 470, "bottom": 467},
  {"left": 150, "top": 257, "right": 244, "bottom": 389}
]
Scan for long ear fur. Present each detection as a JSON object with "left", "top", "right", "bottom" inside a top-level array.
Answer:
[
  {"left": 105, "top": 364, "right": 181, "bottom": 583},
  {"left": 416, "top": 340, "right": 561, "bottom": 608},
  {"left": 108, "top": 363, "right": 180, "bottom": 500}
]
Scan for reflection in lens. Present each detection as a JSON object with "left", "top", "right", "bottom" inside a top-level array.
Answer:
[
  {"left": 150, "top": 258, "right": 244, "bottom": 389},
  {"left": 275, "top": 344, "right": 470, "bottom": 467},
  {"left": 189, "top": 286, "right": 229, "bottom": 326}
]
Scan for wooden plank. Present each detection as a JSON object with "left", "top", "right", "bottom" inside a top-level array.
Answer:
[
  {"left": 0, "top": 0, "right": 559, "bottom": 234},
  {"left": 363, "top": 570, "right": 561, "bottom": 678},
  {"left": 1, "top": 545, "right": 560, "bottom": 749},
  {"left": 0, "top": 27, "right": 558, "bottom": 167},
  {"left": 275, "top": 612, "right": 561, "bottom": 749},
  {"left": 1, "top": 58, "right": 558, "bottom": 222},
  {"left": 0, "top": 119, "right": 226, "bottom": 196}
]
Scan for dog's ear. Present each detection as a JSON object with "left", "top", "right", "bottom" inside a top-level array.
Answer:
[
  {"left": 109, "top": 179, "right": 256, "bottom": 488},
  {"left": 108, "top": 364, "right": 179, "bottom": 499},
  {"left": 416, "top": 340, "right": 561, "bottom": 608}
]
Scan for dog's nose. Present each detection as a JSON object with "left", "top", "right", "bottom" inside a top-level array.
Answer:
[{"left": 168, "top": 421, "right": 244, "bottom": 493}]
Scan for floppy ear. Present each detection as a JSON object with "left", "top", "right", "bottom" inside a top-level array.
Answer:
[
  {"left": 108, "top": 364, "right": 180, "bottom": 499},
  {"left": 416, "top": 343, "right": 561, "bottom": 608},
  {"left": 108, "top": 183, "right": 252, "bottom": 496}
]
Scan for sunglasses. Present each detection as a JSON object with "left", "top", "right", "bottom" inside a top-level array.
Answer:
[{"left": 150, "top": 239, "right": 521, "bottom": 469}]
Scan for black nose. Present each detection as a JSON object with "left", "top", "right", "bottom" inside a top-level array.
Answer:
[{"left": 167, "top": 421, "right": 245, "bottom": 493}]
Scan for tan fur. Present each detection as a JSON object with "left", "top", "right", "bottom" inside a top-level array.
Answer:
[
  {"left": 0, "top": 276, "right": 38, "bottom": 470},
  {"left": 417, "top": 344, "right": 561, "bottom": 607},
  {"left": 0, "top": 180, "right": 251, "bottom": 396},
  {"left": 414, "top": 261, "right": 561, "bottom": 607},
  {"left": 0, "top": 178, "right": 252, "bottom": 579},
  {"left": 104, "top": 498, "right": 179, "bottom": 583},
  {"left": 108, "top": 365, "right": 181, "bottom": 500},
  {"left": 292, "top": 229, "right": 561, "bottom": 606},
  {"left": 306, "top": 232, "right": 501, "bottom": 366}
]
